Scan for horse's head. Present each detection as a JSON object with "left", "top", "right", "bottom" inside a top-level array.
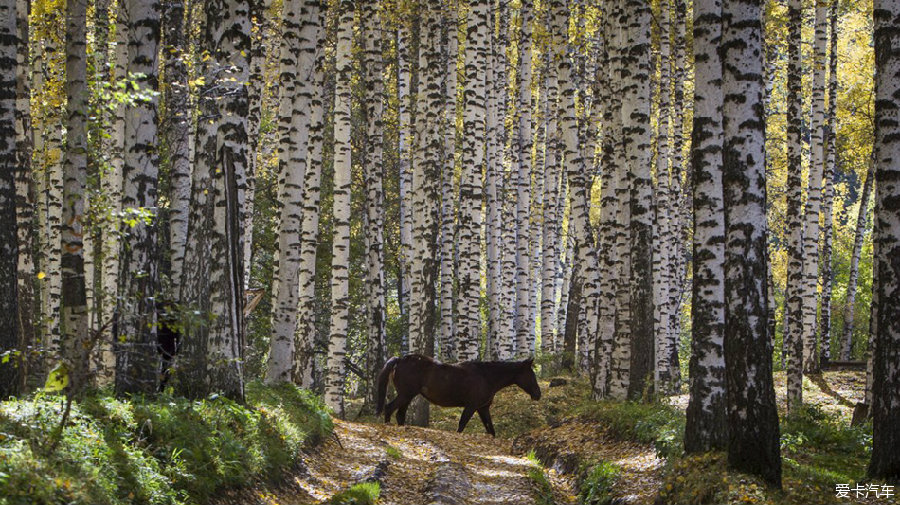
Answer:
[{"left": 515, "top": 358, "right": 542, "bottom": 401}]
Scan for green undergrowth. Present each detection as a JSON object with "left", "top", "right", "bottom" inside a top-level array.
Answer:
[
  {"left": 576, "top": 399, "right": 686, "bottom": 458},
  {"left": 325, "top": 481, "right": 381, "bottom": 505},
  {"left": 578, "top": 459, "right": 620, "bottom": 505},
  {"left": 657, "top": 406, "right": 896, "bottom": 505},
  {"left": 0, "top": 382, "right": 332, "bottom": 505},
  {"left": 526, "top": 450, "right": 557, "bottom": 505}
]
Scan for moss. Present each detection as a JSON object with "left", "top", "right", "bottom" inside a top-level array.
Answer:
[{"left": 0, "top": 383, "right": 332, "bottom": 505}]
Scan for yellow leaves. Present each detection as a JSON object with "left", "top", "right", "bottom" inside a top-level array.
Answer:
[
  {"left": 43, "top": 363, "right": 69, "bottom": 393},
  {"left": 37, "top": 271, "right": 46, "bottom": 280},
  {"left": 189, "top": 76, "right": 206, "bottom": 88}
]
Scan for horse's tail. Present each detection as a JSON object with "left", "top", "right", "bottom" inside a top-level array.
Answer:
[{"left": 375, "top": 356, "right": 399, "bottom": 415}]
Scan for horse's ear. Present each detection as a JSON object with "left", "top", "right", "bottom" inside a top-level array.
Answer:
[{"left": 524, "top": 357, "right": 534, "bottom": 366}]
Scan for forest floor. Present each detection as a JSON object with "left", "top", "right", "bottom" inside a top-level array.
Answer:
[
  {"left": 213, "top": 418, "right": 579, "bottom": 505},
  {"left": 213, "top": 370, "right": 894, "bottom": 505}
]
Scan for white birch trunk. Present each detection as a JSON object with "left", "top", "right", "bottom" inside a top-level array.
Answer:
[
  {"left": 266, "top": 0, "right": 318, "bottom": 384},
  {"left": 324, "top": 0, "right": 354, "bottom": 415}
]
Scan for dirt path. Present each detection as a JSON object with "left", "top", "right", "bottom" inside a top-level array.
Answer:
[{"left": 215, "top": 419, "right": 576, "bottom": 505}]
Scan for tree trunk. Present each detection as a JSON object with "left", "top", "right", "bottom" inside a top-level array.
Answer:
[
  {"left": 683, "top": 0, "right": 727, "bottom": 451},
  {"left": 484, "top": 0, "right": 502, "bottom": 359},
  {"left": 801, "top": 0, "right": 829, "bottom": 374},
  {"left": 409, "top": 0, "right": 443, "bottom": 425},
  {"left": 61, "top": 0, "right": 90, "bottom": 388},
  {"left": 592, "top": 14, "right": 621, "bottom": 398},
  {"left": 868, "top": 0, "right": 900, "bottom": 479},
  {"left": 513, "top": 0, "right": 535, "bottom": 357},
  {"left": 100, "top": 1, "right": 127, "bottom": 374},
  {"left": 721, "top": 0, "right": 782, "bottom": 485},
  {"left": 14, "top": 0, "right": 34, "bottom": 394},
  {"left": 163, "top": 0, "right": 193, "bottom": 294},
  {"left": 622, "top": 0, "right": 655, "bottom": 400},
  {"left": 784, "top": 0, "right": 805, "bottom": 411},
  {"left": 841, "top": 163, "right": 873, "bottom": 360},
  {"left": 363, "top": 0, "right": 386, "bottom": 405},
  {"left": 817, "top": 0, "right": 838, "bottom": 365},
  {"left": 34, "top": 1, "right": 65, "bottom": 357},
  {"left": 266, "top": 0, "right": 319, "bottom": 384},
  {"left": 115, "top": 0, "right": 161, "bottom": 395},
  {"left": 177, "top": 0, "right": 250, "bottom": 401},
  {"left": 540, "top": 10, "right": 560, "bottom": 357},
  {"left": 0, "top": 0, "right": 20, "bottom": 399},
  {"left": 293, "top": 0, "right": 324, "bottom": 388},
  {"left": 438, "top": 0, "right": 457, "bottom": 361},
  {"left": 457, "top": 0, "right": 487, "bottom": 362},
  {"left": 653, "top": 0, "right": 676, "bottom": 392},
  {"left": 324, "top": 0, "right": 353, "bottom": 416},
  {"left": 397, "top": 12, "right": 414, "bottom": 356}
]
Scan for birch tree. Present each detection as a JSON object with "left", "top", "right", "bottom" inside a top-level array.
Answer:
[
  {"left": 653, "top": 0, "right": 677, "bottom": 390},
  {"left": 408, "top": 0, "right": 443, "bottom": 424},
  {"left": 438, "top": 0, "right": 457, "bottom": 361},
  {"left": 784, "top": 0, "right": 804, "bottom": 411},
  {"left": 363, "top": 0, "right": 387, "bottom": 402},
  {"left": 721, "top": 0, "right": 782, "bottom": 484},
  {"left": 61, "top": 0, "right": 90, "bottom": 385},
  {"left": 293, "top": 0, "right": 324, "bottom": 388},
  {"left": 14, "top": 0, "right": 34, "bottom": 391},
  {"left": 457, "top": 0, "right": 488, "bottom": 362},
  {"left": 266, "top": 0, "right": 318, "bottom": 384},
  {"left": 514, "top": 0, "right": 535, "bottom": 356},
  {"left": 868, "top": 0, "right": 900, "bottom": 479},
  {"left": 484, "top": 0, "right": 503, "bottom": 358},
  {"left": 324, "top": 0, "right": 354, "bottom": 415},
  {"left": 177, "top": 0, "right": 250, "bottom": 400},
  {"left": 801, "top": 0, "right": 829, "bottom": 374},
  {"left": 622, "top": 0, "right": 655, "bottom": 399},
  {"left": 540, "top": 0, "right": 560, "bottom": 357},
  {"left": 163, "top": 0, "right": 192, "bottom": 291},
  {"left": 397, "top": 10, "right": 414, "bottom": 355},
  {"left": 841, "top": 163, "right": 873, "bottom": 360},
  {"left": 33, "top": 0, "right": 64, "bottom": 353},
  {"left": 817, "top": 0, "right": 838, "bottom": 364},
  {"left": 0, "top": 0, "right": 19, "bottom": 398},
  {"left": 115, "top": 0, "right": 161, "bottom": 395},
  {"left": 684, "top": 0, "right": 727, "bottom": 451}
]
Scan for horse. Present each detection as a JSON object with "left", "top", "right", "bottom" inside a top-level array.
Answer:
[{"left": 375, "top": 354, "right": 542, "bottom": 436}]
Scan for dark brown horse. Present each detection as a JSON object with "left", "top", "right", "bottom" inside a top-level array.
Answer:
[{"left": 375, "top": 354, "right": 541, "bottom": 436}]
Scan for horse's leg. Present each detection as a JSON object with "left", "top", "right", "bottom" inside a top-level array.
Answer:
[
  {"left": 396, "top": 395, "right": 414, "bottom": 426},
  {"left": 457, "top": 406, "right": 477, "bottom": 433},
  {"left": 477, "top": 406, "right": 495, "bottom": 437},
  {"left": 383, "top": 398, "right": 398, "bottom": 424}
]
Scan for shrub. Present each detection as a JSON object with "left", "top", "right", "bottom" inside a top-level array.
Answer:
[{"left": 0, "top": 383, "right": 332, "bottom": 505}]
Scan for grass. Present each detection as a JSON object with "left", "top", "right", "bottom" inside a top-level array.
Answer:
[
  {"left": 576, "top": 398, "right": 686, "bottom": 458},
  {"left": 325, "top": 481, "right": 381, "bottom": 505},
  {"left": 0, "top": 382, "right": 332, "bottom": 505},
  {"left": 525, "top": 450, "right": 556, "bottom": 505},
  {"left": 383, "top": 444, "right": 401, "bottom": 459},
  {"left": 656, "top": 405, "right": 897, "bottom": 505},
  {"left": 578, "top": 460, "right": 620, "bottom": 505}
]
